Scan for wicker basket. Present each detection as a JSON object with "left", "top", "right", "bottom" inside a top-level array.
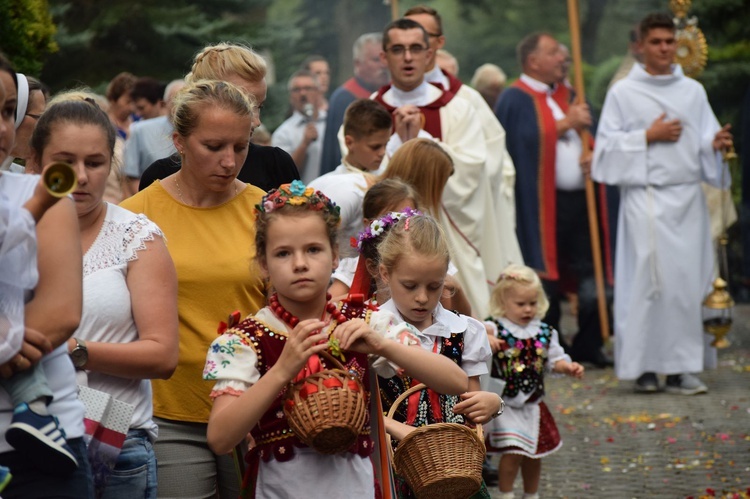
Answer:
[
  {"left": 283, "top": 350, "right": 367, "bottom": 455},
  {"left": 387, "top": 383, "right": 485, "bottom": 499}
]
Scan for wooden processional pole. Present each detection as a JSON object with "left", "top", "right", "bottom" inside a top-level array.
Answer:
[{"left": 566, "top": 0, "right": 611, "bottom": 343}]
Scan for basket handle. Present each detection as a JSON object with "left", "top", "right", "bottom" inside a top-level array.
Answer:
[
  {"left": 383, "top": 382, "right": 484, "bottom": 472},
  {"left": 386, "top": 383, "right": 427, "bottom": 419},
  {"left": 385, "top": 382, "right": 484, "bottom": 439},
  {"left": 288, "top": 348, "right": 352, "bottom": 388},
  {"left": 317, "top": 349, "right": 347, "bottom": 371}
]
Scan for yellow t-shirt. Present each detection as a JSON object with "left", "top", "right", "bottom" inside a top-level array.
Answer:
[{"left": 121, "top": 181, "right": 266, "bottom": 423}]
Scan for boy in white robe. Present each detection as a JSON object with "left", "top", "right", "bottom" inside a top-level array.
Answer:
[{"left": 592, "top": 12, "right": 733, "bottom": 394}]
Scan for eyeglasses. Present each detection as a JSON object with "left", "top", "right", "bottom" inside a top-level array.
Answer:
[
  {"left": 25, "top": 113, "right": 42, "bottom": 120},
  {"left": 385, "top": 44, "right": 427, "bottom": 57},
  {"left": 290, "top": 86, "right": 317, "bottom": 93}
]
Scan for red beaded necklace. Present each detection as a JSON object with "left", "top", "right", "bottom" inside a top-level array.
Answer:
[{"left": 269, "top": 293, "right": 348, "bottom": 328}]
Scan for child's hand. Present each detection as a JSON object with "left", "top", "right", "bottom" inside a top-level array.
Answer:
[
  {"left": 23, "top": 173, "right": 63, "bottom": 223},
  {"left": 567, "top": 361, "right": 585, "bottom": 379},
  {"left": 274, "top": 319, "right": 329, "bottom": 381},
  {"left": 554, "top": 360, "right": 585, "bottom": 379},
  {"left": 384, "top": 416, "right": 416, "bottom": 441},
  {"left": 453, "top": 391, "right": 503, "bottom": 424},
  {"left": 487, "top": 334, "right": 504, "bottom": 354},
  {"left": 331, "top": 318, "right": 383, "bottom": 355},
  {"left": 484, "top": 323, "right": 504, "bottom": 354}
]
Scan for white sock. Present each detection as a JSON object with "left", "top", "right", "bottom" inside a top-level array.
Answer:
[
  {"left": 522, "top": 493, "right": 539, "bottom": 499},
  {"left": 498, "top": 492, "right": 515, "bottom": 499},
  {"left": 27, "top": 398, "right": 49, "bottom": 415}
]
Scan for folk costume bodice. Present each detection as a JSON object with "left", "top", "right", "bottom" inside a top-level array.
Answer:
[
  {"left": 378, "top": 332, "right": 466, "bottom": 427},
  {"left": 487, "top": 318, "right": 552, "bottom": 400},
  {"left": 227, "top": 302, "right": 377, "bottom": 464}
]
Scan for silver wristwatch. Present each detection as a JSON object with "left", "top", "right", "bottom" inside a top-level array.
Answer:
[{"left": 69, "top": 337, "right": 89, "bottom": 370}]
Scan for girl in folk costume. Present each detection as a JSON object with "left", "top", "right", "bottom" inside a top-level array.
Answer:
[
  {"left": 203, "top": 181, "right": 467, "bottom": 499},
  {"left": 361, "top": 212, "right": 502, "bottom": 498},
  {"left": 484, "top": 264, "right": 584, "bottom": 499}
]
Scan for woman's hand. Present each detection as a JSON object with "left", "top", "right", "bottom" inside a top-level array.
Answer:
[
  {"left": 274, "top": 319, "right": 329, "bottom": 382},
  {"left": 331, "top": 318, "right": 383, "bottom": 355},
  {"left": 453, "top": 391, "right": 502, "bottom": 424}
]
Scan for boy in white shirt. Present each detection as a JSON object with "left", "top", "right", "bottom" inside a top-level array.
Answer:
[{"left": 309, "top": 99, "right": 392, "bottom": 258}]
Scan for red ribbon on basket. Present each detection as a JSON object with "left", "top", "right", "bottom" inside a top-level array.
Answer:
[{"left": 292, "top": 353, "right": 323, "bottom": 384}]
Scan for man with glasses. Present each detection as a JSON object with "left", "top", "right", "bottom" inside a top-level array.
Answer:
[
  {"left": 405, "top": 5, "right": 523, "bottom": 285},
  {"left": 496, "top": 32, "right": 618, "bottom": 369},
  {"left": 372, "top": 18, "right": 500, "bottom": 318},
  {"left": 272, "top": 69, "right": 327, "bottom": 183}
]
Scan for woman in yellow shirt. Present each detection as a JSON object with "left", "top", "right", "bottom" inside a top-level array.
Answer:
[{"left": 121, "top": 79, "right": 263, "bottom": 498}]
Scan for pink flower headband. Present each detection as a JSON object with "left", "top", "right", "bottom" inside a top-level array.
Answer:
[
  {"left": 354, "top": 207, "right": 422, "bottom": 252},
  {"left": 497, "top": 272, "right": 528, "bottom": 283},
  {"left": 255, "top": 180, "right": 340, "bottom": 224}
]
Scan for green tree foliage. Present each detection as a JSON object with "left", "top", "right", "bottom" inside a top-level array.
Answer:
[
  {"left": 263, "top": 0, "right": 389, "bottom": 129},
  {"left": 41, "top": 0, "right": 273, "bottom": 93},
  {"left": 0, "top": 0, "right": 58, "bottom": 75}
]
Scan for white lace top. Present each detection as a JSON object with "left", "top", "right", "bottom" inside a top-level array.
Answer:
[{"left": 77, "top": 203, "right": 164, "bottom": 440}]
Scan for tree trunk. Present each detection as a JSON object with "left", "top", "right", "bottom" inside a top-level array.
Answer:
[{"left": 581, "top": 0, "right": 609, "bottom": 62}]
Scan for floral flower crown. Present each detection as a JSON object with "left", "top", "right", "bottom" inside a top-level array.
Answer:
[
  {"left": 354, "top": 207, "right": 422, "bottom": 252},
  {"left": 256, "top": 180, "right": 341, "bottom": 224}
]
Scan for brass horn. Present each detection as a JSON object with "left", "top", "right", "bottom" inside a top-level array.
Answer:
[{"left": 42, "top": 162, "right": 77, "bottom": 198}]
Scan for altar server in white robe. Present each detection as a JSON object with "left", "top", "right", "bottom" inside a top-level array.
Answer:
[{"left": 592, "top": 12, "right": 733, "bottom": 394}]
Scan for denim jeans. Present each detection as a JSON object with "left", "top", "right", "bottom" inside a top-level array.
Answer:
[
  {"left": 101, "top": 429, "right": 157, "bottom": 499},
  {"left": 0, "top": 436, "right": 93, "bottom": 498}
]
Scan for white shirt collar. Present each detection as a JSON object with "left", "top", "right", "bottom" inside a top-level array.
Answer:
[
  {"left": 379, "top": 300, "right": 467, "bottom": 340},
  {"left": 388, "top": 80, "right": 434, "bottom": 107},
  {"left": 424, "top": 67, "right": 449, "bottom": 89},
  {"left": 520, "top": 73, "right": 555, "bottom": 95},
  {"left": 293, "top": 109, "right": 327, "bottom": 125},
  {"left": 497, "top": 317, "right": 543, "bottom": 339},
  {"left": 630, "top": 62, "right": 683, "bottom": 85}
]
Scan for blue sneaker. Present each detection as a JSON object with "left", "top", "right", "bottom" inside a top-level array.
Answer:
[
  {"left": 5, "top": 403, "right": 78, "bottom": 475},
  {"left": 0, "top": 465, "right": 11, "bottom": 492}
]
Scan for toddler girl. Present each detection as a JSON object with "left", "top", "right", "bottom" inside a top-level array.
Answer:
[
  {"left": 203, "top": 182, "right": 467, "bottom": 498},
  {"left": 484, "top": 264, "right": 584, "bottom": 499}
]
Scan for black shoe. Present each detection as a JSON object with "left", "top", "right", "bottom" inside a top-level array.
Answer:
[{"left": 634, "top": 372, "right": 660, "bottom": 393}]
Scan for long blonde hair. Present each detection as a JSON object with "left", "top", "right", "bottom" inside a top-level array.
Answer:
[
  {"left": 380, "top": 138, "right": 453, "bottom": 216},
  {"left": 490, "top": 263, "right": 549, "bottom": 318}
]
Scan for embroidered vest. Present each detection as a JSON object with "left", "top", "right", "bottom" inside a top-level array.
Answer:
[
  {"left": 487, "top": 319, "right": 552, "bottom": 400},
  {"left": 227, "top": 303, "right": 376, "bottom": 465},
  {"left": 378, "top": 331, "right": 465, "bottom": 428}
]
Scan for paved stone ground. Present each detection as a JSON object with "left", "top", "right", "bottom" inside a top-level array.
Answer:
[{"left": 487, "top": 304, "right": 750, "bottom": 499}]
